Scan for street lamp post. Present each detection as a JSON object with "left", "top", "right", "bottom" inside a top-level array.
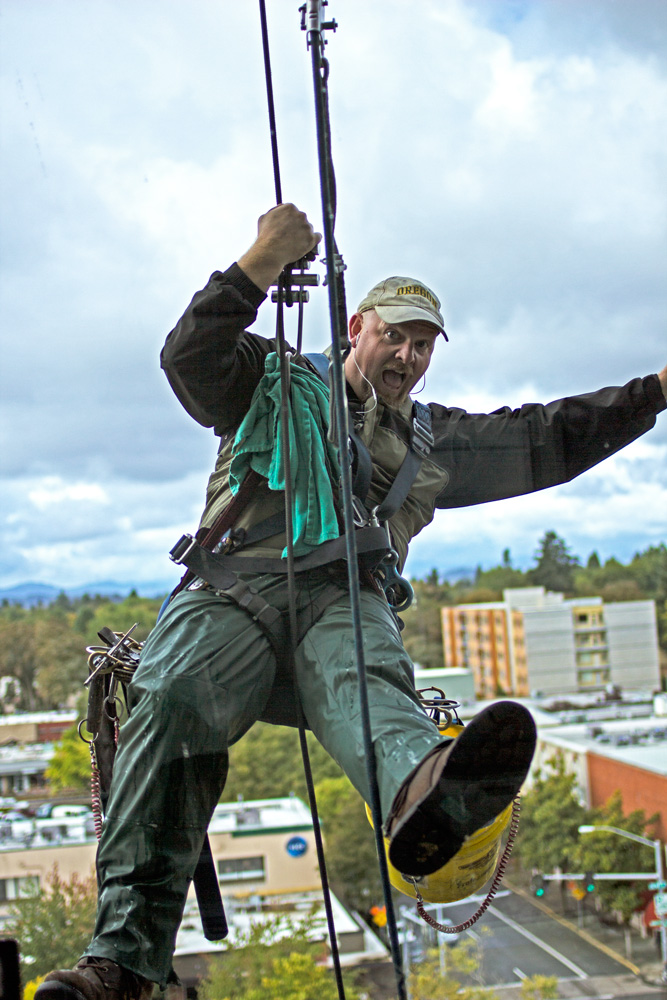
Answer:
[{"left": 578, "top": 824, "right": 667, "bottom": 983}]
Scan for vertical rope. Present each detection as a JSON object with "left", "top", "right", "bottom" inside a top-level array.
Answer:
[
  {"left": 259, "top": 3, "right": 347, "bottom": 996},
  {"left": 305, "top": 10, "right": 407, "bottom": 998},
  {"left": 258, "top": 0, "right": 282, "bottom": 205}
]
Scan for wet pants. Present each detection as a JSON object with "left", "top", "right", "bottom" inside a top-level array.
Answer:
[{"left": 84, "top": 572, "right": 444, "bottom": 985}]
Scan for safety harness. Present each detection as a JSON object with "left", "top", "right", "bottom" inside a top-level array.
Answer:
[{"left": 167, "top": 351, "right": 435, "bottom": 641}]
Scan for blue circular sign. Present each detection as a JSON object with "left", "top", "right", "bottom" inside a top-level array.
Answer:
[{"left": 286, "top": 835, "right": 308, "bottom": 858}]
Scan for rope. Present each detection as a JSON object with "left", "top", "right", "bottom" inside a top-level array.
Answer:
[
  {"left": 304, "top": 8, "right": 407, "bottom": 998},
  {"left": 259, "top": 4, "right": 346, "bottom": 996}
]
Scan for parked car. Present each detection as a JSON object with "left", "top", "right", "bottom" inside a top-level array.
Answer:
[{"left": 34, "top": 802, "right": 92, "bottom": 820}]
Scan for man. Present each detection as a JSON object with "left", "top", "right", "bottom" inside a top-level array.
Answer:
[{"left": 39, "top": 204, "right": 667, "bottom": 1000}]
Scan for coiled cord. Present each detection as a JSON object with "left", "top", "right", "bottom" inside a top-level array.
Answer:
[{"left": 409, "top": 796, "right": 521, "bottom": 933}]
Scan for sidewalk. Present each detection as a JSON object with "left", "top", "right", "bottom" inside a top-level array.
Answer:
[{"left": 506, "top": 879, "right": 667, "bottom": 994}]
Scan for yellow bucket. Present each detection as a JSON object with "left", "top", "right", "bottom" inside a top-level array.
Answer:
[{"left": 366, "top": 721, "right": 512, "bottom": 904}]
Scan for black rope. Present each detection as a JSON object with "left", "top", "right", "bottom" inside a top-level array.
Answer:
[
  {"left": 304, "top": 7, "right": 407, "bottom": 998},
  {"left": 259, "top": 0, "right": 282, "bottom": 205},
  {"left": 259, "top": 4, "right": 347, "bottom": 997}
]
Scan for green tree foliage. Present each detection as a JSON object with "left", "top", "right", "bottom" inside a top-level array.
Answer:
[
  {"left": 313, "top": 776, "right": 382, "bottom": 912},
  {"left": 471, "top": 549, "right": 528, "bottom": 595},
  {"left": 45, "top": 724, "right": 92, "bottom": 793},
  {"left": 516, "top": 754, "right": 586, "bottom": 874},
  {"left": 242, "top": 951, "right": 355, "bottom": 1000},
  {"left": 571, "top": 790, "right": 659, "bottom": 923},
  {"left": 408, "top": 937, "right": 499, "bottom": 1000},
  {"left": 401, "top": 573, "right": 455, "bottom": 669},
  {"left": 222, "top": 723, "right": 343, "bottom": 803},
  {"left": 528, "top": 531, "right": 580, "bottom": 593},
  {"left": 199, "top": 915, "right": 359, "bottom": 1000},
  {"left": 78, "top": 593, "right": 163, "bottom": 646},
  {"left": 520, "top": 975, "right": 559, "bottom": 1000},
  {"left": 0, "top": 592, "right": 164, "bottom": 713},
  {"left": 630, "top": 543, "right": 667, "bottom": 602},
  {"left": 4, "top": 865, "right": 97, "bottom": 980}
]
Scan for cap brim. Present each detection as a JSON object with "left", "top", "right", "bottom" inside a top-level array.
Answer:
[{"left": 375, "top": 304, "right": 448, "bottom": 340}]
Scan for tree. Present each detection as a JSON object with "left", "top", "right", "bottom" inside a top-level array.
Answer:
[
  {"left": 408, "top": 937, "right": 498, "bottom": 1000},
  {"left": 630, "top": 543, "right": 667, "bottom": 602},
  {"left": 4, "top": 865, "right": 97, "bottom": 980},
  {"left": 46, "top": 724, "right": 93, "bottom": 793},
  {"left": 80, "top": 594, "right": 163, "bottom": 646},
  {"left": 314, "top": 776, "right": 382, "bottom": 912},
  {"left": 222, "top": 723, "right": 343, "bottom": 804},
  {"left": 528, "top": 531, "right": 579, "bottom": 593},
  {"left": 520, "top": 975, "right": 558, "bottom": 1000},
  {"left": 516, "top": 754, "right": 586, "bottom": 875},
  {"left": 0, "top": 609, "right": 42, "bottom": 710},
  {"left": 571, "top": 791, "right": 659, "bottom": 924},
  {"left": 34, "top": 616, "right": 88, "bottom": 707},
  {"left": 471, "top": 549, "right": 528, "bottom": 594},
  {"left": 401, "top": 574, "right": 454, "bottom": 670},
  {"left": 199, "top": 915, "right": 359, "bottom": 1000},
  {"left": 243, "top": 951, "right": 357, "bottom": 1000}
]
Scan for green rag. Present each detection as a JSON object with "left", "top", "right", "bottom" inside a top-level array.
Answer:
[{"left": 229, "top": 352, "right": 341, "bottom": 557}]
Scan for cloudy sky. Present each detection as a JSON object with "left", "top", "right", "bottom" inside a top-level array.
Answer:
[{"left": 1, "top": 0, "right": 666, "bottom": 593}]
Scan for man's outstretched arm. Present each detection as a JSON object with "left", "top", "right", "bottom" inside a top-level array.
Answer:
[{"left": 658, "top": 363, "right": 667, "bottom": 400}]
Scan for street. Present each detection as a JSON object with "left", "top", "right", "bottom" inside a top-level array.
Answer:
[{"left": 402, "top": 889, "right": 666, "bottom": 995}]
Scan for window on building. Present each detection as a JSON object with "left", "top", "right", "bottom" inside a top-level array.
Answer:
[
  {"left": 0, "top": 876, "right": 39, "bottom": 902},
  {"left": 217, "top": 856, "right": 265, "bottom": 883}
]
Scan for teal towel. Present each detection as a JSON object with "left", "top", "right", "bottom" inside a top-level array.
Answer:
[{"left": 229, "top": 352, "right": 341, "bottom": 557}]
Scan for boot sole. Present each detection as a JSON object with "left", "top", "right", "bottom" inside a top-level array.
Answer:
[{"left": 388, "top": 701, "right": 536, "bottom": 877}]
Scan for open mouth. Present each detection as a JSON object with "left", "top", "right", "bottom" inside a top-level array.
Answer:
[{"left": 382, "top": 369, "right": 407, "bottom": 391}]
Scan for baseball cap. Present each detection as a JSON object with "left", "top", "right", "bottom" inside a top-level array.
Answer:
[{"left": 357, "top": 276, "right": 447, "bottom": 340}]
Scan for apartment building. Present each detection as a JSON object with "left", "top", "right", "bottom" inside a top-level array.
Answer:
[{"left": 441, "top": 587, "right": 660, "bottom": 698}]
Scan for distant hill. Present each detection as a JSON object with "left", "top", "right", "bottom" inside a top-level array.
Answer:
[{"left": 0, "top": 580, "right": 172, "bottom": 607}]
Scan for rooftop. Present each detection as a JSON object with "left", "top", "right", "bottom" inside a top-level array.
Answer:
[
  {"left": 0, "top": 711, "right": 77, "bottom": 729},
  {"left": 175, "top": 889, "right": 387, "bottom": 968},
  {"left": 209, "top": 796, "right": 314, "bottom": 836},
  {"left": 538, "top": 715, "right": 667, "bottom": 777}
]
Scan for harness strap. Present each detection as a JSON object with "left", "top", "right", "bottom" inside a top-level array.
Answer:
[
  {"left": 304, "top": 352, "right": 373, "bottom": 503},
  {"left": 169, "top": 539, "right": 287, "bottom": 655},
  {"left": 348, "top": 426, "right": 373, "bottom": 503},
  {"left": 170, "top": 523, "right": 391, "bottom": 579},
  {"left": 373, "top": 401, "right": 434, "bottom": 522}
]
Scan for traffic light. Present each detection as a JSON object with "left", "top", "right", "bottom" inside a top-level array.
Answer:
[
  {"left": 531, "top": 874, "right": 546, "bottom": 897},
  {"left": 583, "top": 871, "right": 596, "bottom": 894}
]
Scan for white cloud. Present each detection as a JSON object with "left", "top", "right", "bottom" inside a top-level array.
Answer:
[{"left": 1, "top": 0, "right": 665, "bottom": 589}]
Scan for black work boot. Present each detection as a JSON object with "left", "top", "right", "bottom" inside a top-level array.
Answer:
[
  {"left": 387, "top": 700, "right": 536, "bottom": 876},
  {"left": 35, "top": 956, "right": 153, "bottom": 1000}
]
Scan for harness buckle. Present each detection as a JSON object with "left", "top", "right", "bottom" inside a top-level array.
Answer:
[
  {"left": 218, "top": 527, "right": 246, "bottom": 554},
  {"left": 169, "top": 533, "right": 197, "bottom": 565},
  {"left": 412, "top": 409, "right": 434, "bottom": 458},
  {"left": 352, "top": 496, "right": 372, "bottom": 527}
]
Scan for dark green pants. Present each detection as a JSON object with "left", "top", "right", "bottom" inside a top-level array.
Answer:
[{"left": 85, "top": 573, "right": 443, "bottom": 984}]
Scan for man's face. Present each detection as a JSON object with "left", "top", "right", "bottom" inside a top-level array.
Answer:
[{"left": 345, "top": 309, "right": 439, "bottom": 406}]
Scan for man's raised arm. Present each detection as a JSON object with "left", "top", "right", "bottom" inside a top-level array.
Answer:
[{"left": 237, "top": 203, "right": 321, "bottom": 291}]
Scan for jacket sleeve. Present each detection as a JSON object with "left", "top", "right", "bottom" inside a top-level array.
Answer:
[
  {"left": 160, "top": 263, "right": 277, "bottom": 434},
  {"left": 431, "top": 375, "right": 666, "bottom": 508}
]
